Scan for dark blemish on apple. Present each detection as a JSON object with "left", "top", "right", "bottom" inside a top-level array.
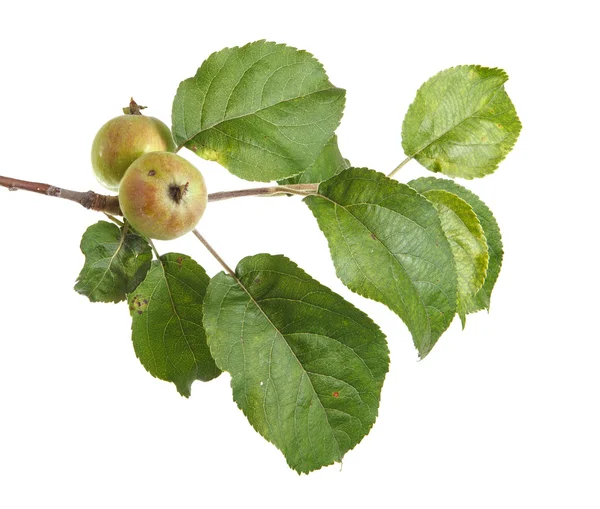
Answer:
[
  {"left": 137, "top": 310, "right": 143, "bottom": 315},
  {"left": 143, "top": 299, "right": 148, "bottom": 304},
  {"left": 148, "top": 170, "right": 156, "bottom": 176}
]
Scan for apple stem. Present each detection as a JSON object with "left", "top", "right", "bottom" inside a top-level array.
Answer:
[
  {"left": 191, "top": 229, "right": 237, "bottom": 278},
  {"left": 123, "top": 97, "right": 147, "bottom": 116}
]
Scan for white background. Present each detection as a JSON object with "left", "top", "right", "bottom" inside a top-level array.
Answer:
[{"left": 0, "top": 1, "right": 598, "bottom": 507}]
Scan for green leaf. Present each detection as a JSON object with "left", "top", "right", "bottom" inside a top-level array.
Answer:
[
  {"left": 305, "top": 168, "right": 457, "bottom": 358},
  {"left": 172, "top": 40, "right": 346, "bottom": 182},
  {"left": 278, "top": 134, "right": 350, "bottom": 185},
  {"left": 128, "top": 253, "right": 220, "bottom": 397},
  {"left": 402, "top": 65, "right": 521, "bottom": 179},
  {"left": 418, "top": 189, "right": 488, "bottom": 327},
  {"left": 74, "top": 221, "right": 152, "bottom": 303},
  {"left": 203, "top": 254, "right": 389, "bottom": 474},
  {"left": 409, "top": 177, "right": 503, "bottom": 313}
]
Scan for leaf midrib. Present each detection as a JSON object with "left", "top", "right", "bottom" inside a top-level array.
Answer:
[
  {"left": 227, "top": 266, "right": 344, "bottom": 463},
  {"left": 87, "top": 227, "right": 128, "bottom": 297},
  {"left": 177, "top": 87, "right": 342, "bottom": 149},
  {"left": 408, "top": 81, "right": 506, "bottom": 159},
  {"left": 157, "top": 259, "right": 199, "bottom": 376},
  {"left": 313, "top": 192, "right": 441, "bottom": 346}
]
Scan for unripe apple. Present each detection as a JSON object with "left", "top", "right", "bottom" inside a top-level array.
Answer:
[
  {"left": 91, "top": 113, "right": 176, "bottom": 190},
  {"left": 119, "top": 152, "right": 207, "bottom": 240}
]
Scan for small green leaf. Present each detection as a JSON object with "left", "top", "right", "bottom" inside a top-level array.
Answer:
[
  {"left": 305, "top": 168, "right": 457, "bottom": 358},
  {"left": 402, "top": 65, "right": 521, "bottom": 179},
  {"left": 409, "top": 177, "right": 503, "bottom": 313},
  {"left": 278, "top": 134, "right": 350, "bottom": 185},
  {"left": 418, "top": 189, "right": 488, "bottom": 327},
  {"left": 172, "top": 40, "right": 346, "bottom": 182},
  {"left": 203, "top": 254, "right": 389, "bottom": 474},
  {"left": 74, "top": 221, "right": 152, "bottom": 303},
  {"left": 129, "top": 253, "right": 220, "bottom": 397}
]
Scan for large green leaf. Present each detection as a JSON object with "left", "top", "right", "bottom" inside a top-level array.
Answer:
[
  {"left": 402, "top": 65, "right": 521, "bottom": 179},
  {"left": 203, "top": 254, "right": 389, "bottom": 474},
  {"left": 278, "top": 134, "right": 349, "bottom": 185},
  {"left": 74, "top": 221, "right": 152, "bottom": 303},
  {"left": 128, "top": 253, "right": 220, "bottom": 397},
  {"left": 172, "top": 40, "right": 346, "bottom": 182},
  {"left": 418, "top": 189, "right": 488, "bottom": 327},
  {"left": 409, "top": 177, "right": 503, "bottom": 313},
  {"left": 305, "top": 168, "right": 457, "bottom": 358}
]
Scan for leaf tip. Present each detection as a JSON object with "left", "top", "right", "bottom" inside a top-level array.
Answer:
[{"left": 176, "top": 384, "right": 192, "bottom": 398}]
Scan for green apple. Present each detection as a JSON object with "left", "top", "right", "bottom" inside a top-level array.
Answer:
[
  {"left": 118, "top": 152, "right": 207, "bottom": 240},
  {"left": 91, "top": 114, "right": 176, "bottom": 190}
]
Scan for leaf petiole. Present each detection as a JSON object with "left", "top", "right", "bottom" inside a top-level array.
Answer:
[
  {"left": 103, "top": 213, "right": 124, "bottom": 227},
  {"left": 387, "top": 156, "right": 412, "bottom": 178},
  {"left": 207, "top": 183, "right": 318, "bottom": 202},
  {"left": 147, "top": 238, "right": 162, "bottom": 261},
  {"left": 191, "top": 229, "right": 236, "bottom": 279}
]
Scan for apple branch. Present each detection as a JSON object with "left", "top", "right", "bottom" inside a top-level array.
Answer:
[
  {"left": 0, "top": 174, "right": 122, "bottom": 215},
  {"left": 0, "top": 174, "right": 318, "bottom": 215}
]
